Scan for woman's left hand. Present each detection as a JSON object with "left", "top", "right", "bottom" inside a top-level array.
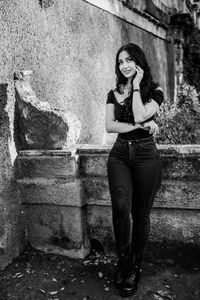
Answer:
[
  {"left": 142, "top": 120, "right": 159, "bottom": 136},
  {"left": 133, "top": 65, "right": 144, "bottom": 87}
]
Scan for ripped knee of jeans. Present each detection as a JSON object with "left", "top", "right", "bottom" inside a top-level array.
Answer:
[{"left": 111, "top": 185, "right": 131, "bottom": 210}]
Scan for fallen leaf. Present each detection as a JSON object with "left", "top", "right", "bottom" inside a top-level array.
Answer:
[
  {"left": 83, "top": 260, "right": 91, "bottom": 265},
  {"left": 98, "top": 272, "right": 103, "bottom": 278},
  {"left": 156, "top": 290, "right": 175, "bottom": 300},
  {"left": 164, "top": 285, "right": 170, "bottom": 289},
  {"left": 49, "top": 291, "right": 58, "bottom": 295},
  {"left": 153, "top": 295, "right": 163, "bottom": 300},
  {"left": 157, "top": 290, "right": 169, "bottom": 297}
]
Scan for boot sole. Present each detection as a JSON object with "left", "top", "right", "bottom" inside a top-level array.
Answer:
[{"left": 120, "top": 287, "right": 137, "bottom": 297}]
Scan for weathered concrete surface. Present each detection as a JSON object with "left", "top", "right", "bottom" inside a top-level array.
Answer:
[
  {"left": 0, "top": 0, "right": 170, "bottom": 144},
  {"left": 16, "top": 144, "right": 200, "bottom": 259},
  {"left": 24, "top": 204, "right": 90, "bottom": 259},
  {"left": 14, "top": 70, "right": 81, "bottom": 151},
  {"left": 18, "top": 179, "right": 85, "bottom": 207},
  {"left": 17, "top": 151, "right": 79, "bottom": 179},
  {"left": 151, "top": 209, "right": 200, "bottom": 244},
  {"left": 0, "top": 84, "right": 25, "bottom": 270}
]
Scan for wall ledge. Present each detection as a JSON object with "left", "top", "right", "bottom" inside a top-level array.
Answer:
[
  {"left": 83, "top": 0, "right": 167, "bottom": 40},
  {"left": 18, "top": 144, "right": 200, "bottom": 157}
]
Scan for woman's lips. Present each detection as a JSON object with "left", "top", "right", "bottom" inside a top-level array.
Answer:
[{"left": 123, "top": 70, "right": 131, "bottom": 75}]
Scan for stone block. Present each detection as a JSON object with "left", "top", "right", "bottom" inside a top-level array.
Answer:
[
  {"left": 17, "top": 153, "right": 79, "bottom": 179},
  {"left": 83, "top": 178, "right": 110, "bottom": 205},
  {"left": 79, "top": 155, "right": 108, "bottom": 177},
  {"left": 14, "top": 70, "right": 81, "bottom": 151},
  {"left": 18, "top": 178, "right": 86, "bottom": 207},
  {"left": 156, "top": 180, "right": 200, "bottom": 209},
  {"left": 150, "top": 209, "right": 200, "bottom": 245},
  {"left": 161, "top": 156, "right": 200, "bottom": 181},
  {"left": 24, "top": 204, "right": 90, "bottom": 259},
  {"left": 86, "top": 205, "right": 114, "bottom": 250}
]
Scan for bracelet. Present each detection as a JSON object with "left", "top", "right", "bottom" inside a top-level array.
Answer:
[{"left": 133, "top": 89, "right": 140, "bottom": 93}]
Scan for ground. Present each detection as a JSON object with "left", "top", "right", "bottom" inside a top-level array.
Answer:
[{"left": 0, "top": 244, "right": 200, "bottom": 300}]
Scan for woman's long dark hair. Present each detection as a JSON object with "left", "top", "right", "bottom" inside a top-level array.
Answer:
[{"left": 115, "top": 43, "right": 158, "bottom": 102}]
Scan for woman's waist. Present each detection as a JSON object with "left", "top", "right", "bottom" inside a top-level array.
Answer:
[
  {"left": 118, "top": 129, "right": 152, "bottom": 141},
  {"left": 116, "top": 135, "right": 155, "bottom": 146}
]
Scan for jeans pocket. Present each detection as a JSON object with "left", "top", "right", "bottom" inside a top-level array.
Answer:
[{"left": 140, "top": 142, "right": 157, "bottom": 151}]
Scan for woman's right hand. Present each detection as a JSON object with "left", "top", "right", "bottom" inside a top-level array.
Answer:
[{"left": 142, "top": 120, "right": 159, "bottom": 136}]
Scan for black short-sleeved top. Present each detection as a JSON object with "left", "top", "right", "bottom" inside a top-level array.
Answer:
[{"left": 106, "top": 88, "right": 164, "bottom": 140}]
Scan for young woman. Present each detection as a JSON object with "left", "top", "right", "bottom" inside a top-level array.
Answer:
[{"left": 105, "top": 43, "right": 163, "bottom": 297}]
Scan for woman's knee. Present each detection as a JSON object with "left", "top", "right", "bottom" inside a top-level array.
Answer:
[{"left": 111, "top": 185, "right": 131, "bottom": 211}]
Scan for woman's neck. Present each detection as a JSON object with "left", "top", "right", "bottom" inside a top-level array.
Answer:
[
  {"left": 126, "top": 78, "right": 132, "bottom": 90},
  {"left": 124, "top": 79, "right": 132, "bottom": 94}
]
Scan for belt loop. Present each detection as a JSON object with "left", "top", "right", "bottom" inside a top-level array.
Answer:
[{"left": 128, "top": 142, "right": 135, "bottom": 160}]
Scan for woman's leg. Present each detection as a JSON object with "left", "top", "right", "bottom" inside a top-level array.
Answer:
[
  {"left": 107, "top": 154, "right": 133, "bottom": 278},
  {"left": 121, "top": 155, "right": 162, "bottom": 297},
  {"left": 131, "top": 156, "right": 162, "bottom": 256}
]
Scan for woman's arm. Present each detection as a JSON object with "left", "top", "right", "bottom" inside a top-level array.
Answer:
[
  {"left": 132, "top": 65, "right": 162, "bottom": 123},
  {"left": 132, "top": 91, "right": 160, "bottom": 123},
  {"left": 105, "top": 103, "right": 141, "bottom": 133},
  {"left": 143, "top": 119, "right": 159, "bottom": 136}
]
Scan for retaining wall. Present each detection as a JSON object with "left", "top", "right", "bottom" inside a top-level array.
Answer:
[{"left": 16, "top": 144, "right": 200, "bottom": 258}]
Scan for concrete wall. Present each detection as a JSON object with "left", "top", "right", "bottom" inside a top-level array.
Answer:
[
  {"left": 0, "top": 84, "right": 25, "bottom": 270},
  {"left": 16, "top": 145, "right": 200, "bottom": 258},
  {"left": 0, "top": 0, "right": 171, "bottom": 145}
]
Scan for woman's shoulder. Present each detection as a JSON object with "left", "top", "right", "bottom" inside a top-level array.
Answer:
[
  {"left": 151, "top": 85, "right": 164, "bottom": 106},
  {"left": 107, "top": 89, "right": 116, "bottom": 104},
  {"left": 108, "top": 88, "right": 118, "bottom": 95},
  {"left": 108, "top": 89, "right": 115, "bottom": 95},
  {"left": 155, "top": 86, "right": 163, "bottom": 93}
]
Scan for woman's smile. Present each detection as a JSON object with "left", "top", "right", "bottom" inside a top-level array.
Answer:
[{"left": 118, "top": 50, "right": 137, "bottom": 78}]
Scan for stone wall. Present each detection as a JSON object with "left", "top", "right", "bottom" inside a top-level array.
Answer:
[
  {"left": 0, "top": 84, "right": 25, "bottom": 270},
  {"left": 16, "top": 145, "right": 200, "bottom": 258}
]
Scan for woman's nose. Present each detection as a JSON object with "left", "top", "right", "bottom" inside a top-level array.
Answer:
[{"left": 122, "top": 62, "right": 128, "bottom": 68}]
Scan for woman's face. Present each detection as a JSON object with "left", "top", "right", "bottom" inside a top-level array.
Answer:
[{"left": 118, "top": 50, "right": 137, "bottom": 79}]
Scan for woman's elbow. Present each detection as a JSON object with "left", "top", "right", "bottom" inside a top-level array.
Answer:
[
  {"left": 105, "top": 121, "right": 115, "bottom": 133},
  {"left": 105, "top": 123, "right": 112, "bottom": 133},
  {"left": 134, "top": 115, "right": 145, "bottom": 123}
]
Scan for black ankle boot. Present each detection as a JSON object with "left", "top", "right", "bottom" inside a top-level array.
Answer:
[
  {"left": 114, "top": 267, "right": 124, "bottom": 288},
  {"left": 120, "top": 253, "right": 142, "bottom": 297},
  {"left": 114, "top": 247, "right": 130, "bottom": 288},
  {"left": 120, "top": 264, "right": 141, "bottom": 297}
]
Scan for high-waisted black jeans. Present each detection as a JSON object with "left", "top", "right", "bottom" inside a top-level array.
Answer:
[{"left": 107, "top": 136, "right": 162, "bottom": 262}]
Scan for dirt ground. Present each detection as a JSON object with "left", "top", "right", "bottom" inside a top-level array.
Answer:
[{"left": 0, "top": 244, "right": 200, "bottom": 300}]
